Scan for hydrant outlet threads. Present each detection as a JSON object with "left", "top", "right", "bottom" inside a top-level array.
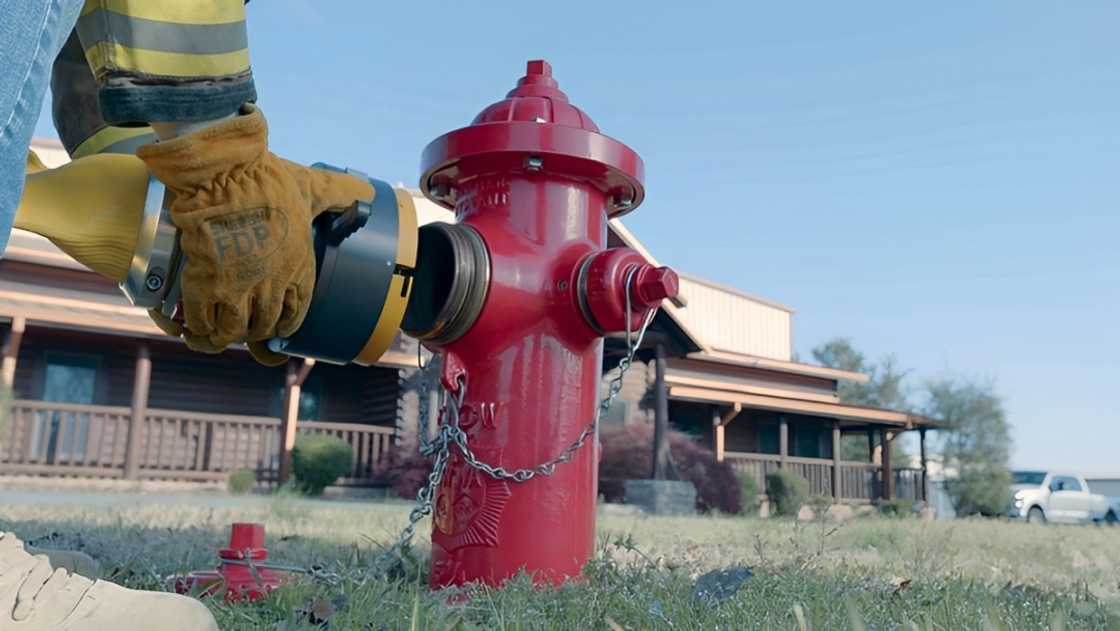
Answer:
[
  {"left": 402, "top": 222, "right": 490, "bottom": 347},
  {"left": 420, "top": 60, "right": 644, "bottom": 218}
]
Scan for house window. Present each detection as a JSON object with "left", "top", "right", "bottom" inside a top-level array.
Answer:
[
  {"left": 38, "top": 354, "right": 98, "bottom": 462},
  {"left": 298, "top": 387, "right": 320, "bottom": 421},
  {"left": 269, "top": 374, "right": 322, "bottom": 421},
  {"left": 758, "top": 424, "right": 779, "bottom": 454},
  {"left": 794, "top": 424, "right": 821, "bottom": 458}
]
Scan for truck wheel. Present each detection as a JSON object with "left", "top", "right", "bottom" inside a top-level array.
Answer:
[
  {"left": 1027, "top": 506, "right": 1046, "bottom": 524},
  {"left": 1106, "top": 511, "right": 1118, "bottom": 526}
]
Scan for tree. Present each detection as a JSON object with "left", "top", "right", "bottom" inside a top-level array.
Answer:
[
  {"left": 924, "top": 378, "right": 1012, "bottom": 516},
  {"left": 811, "top": 338, "right": 911, "bottom": 462}
]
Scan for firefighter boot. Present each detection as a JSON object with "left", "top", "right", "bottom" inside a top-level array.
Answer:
[
  {"left": 0, "top": 532, "right": 218, "bottom": 630},
  {"left": 21, "top": 546, "right": 101, "bottom": 580}
]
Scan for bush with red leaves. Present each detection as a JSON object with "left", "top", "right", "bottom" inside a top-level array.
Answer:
[
  {"left": 598, "top": 423, "right": 743, "bottom": 514},
  {"left": 377, "top": 424, "right": 742, "bottom": 515},
  {"left": 376, "top": 448, "right": 433, "bottom": 500}
]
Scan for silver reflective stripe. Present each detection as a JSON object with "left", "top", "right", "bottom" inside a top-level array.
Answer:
[{"left": 76, "top": 8, "right": 248, "bottom": 55}]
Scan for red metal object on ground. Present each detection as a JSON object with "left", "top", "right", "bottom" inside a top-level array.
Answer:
[
  {"left": 169, "top": 523, "right": 293, "bottom": 602},
  {"left": 420, "top": 60, "right": 678, "bottom": 588}
]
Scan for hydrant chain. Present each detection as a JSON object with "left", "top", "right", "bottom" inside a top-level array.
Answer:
[
  {"left": 436, "top": 267, "right": 655, "bottom": 484},
  {"left": 260, "top": 270, "right": 663, "bottom": 585}
]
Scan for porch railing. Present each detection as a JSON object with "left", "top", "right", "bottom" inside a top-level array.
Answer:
[
  {"left": 724, "top": 451, "right": 924, "bottom": 502},
  {"left": 1, "top": 400, "right": 396, "bottom": 484}
]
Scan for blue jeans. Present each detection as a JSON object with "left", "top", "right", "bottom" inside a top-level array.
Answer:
[{"left": 0, "top": 0, "right": 84, "bottom": 254}]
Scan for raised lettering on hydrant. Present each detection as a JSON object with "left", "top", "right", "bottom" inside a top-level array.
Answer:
[{"left": 418, "top": 60, "right": 678, "bottom": 588}]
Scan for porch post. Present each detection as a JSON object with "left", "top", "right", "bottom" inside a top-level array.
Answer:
[
  {"left": 1, "top": 316, "right": 26, "bottom": 389},
  {"left": 867, "top": 427, "right": 879, "bottom": 500},
  {"left": 278, "top": 358, "right": 314, "bottom": 483},
  {"left": 427, "top": 387, "right": 440, "bottom": 442},
  {"left": 124, "top": 343, "right": 151, "bottom": 479},
  {"left": 713, "top": 402, "right": 741, "bottom": 463},
  {"left": 919, "top": 428, "right": 928, "bottom": 502},
  {"left": 651, "top": 343, "right": 671, "bottom": 480},
  {"left": 778, "top": 415, "right": 788, "bottom": 467},
  {"left": 831, "top": 421, "right": 841, "bottom": 499},
  {"left": 712, "top": 407, "right": 724, "bottom": 463},
  {"left": 880, "top": 428, "right": 893, "bottom": 501}
]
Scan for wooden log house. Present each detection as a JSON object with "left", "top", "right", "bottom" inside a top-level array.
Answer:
[{"left": 0, "top": 139, "right": 934, "bottom": 502}]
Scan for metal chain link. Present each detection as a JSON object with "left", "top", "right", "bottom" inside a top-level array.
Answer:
[{"left": 445, "top": 307, "right": 655, "bottom": 484}]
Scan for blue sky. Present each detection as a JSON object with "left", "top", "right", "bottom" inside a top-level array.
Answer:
[{"left": 35, "top": 1, "right": 1119, "bottom": 473}]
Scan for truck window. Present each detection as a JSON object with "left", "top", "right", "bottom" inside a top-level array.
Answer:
[
  {"left": 1013, "top": 471, "right": 1046, "bottom": 485},
  {"left": 1051, "top": 476, "right": 1082, "bottom": 492}
]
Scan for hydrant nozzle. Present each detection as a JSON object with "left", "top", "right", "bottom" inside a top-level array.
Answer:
[{"left": 576, "top": 248, "right": 679, "bottom": 334}]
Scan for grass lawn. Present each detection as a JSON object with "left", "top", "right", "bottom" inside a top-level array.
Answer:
[{"left": 3, "top": 496, "right": 1119, "bottom": 630}]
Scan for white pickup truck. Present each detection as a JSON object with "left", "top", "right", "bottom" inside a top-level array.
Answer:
[{"left": 1010, "top": 470, "right": 1120, "bottom": 525}]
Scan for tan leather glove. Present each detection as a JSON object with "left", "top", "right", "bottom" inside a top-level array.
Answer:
[{"left": 137, "top": 105, "right": 373, "bottom": 357}]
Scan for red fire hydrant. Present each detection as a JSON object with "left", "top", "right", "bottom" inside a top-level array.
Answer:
[
  {"left": 414, "top": 60, "right": 678, "bottom": 588},
  {"left": 170, "top": 523, "right": 294, "bottom": 602}
]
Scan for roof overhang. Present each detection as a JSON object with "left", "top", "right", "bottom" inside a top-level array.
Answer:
[
  {"left": 0, "top": 286, "right": 166, "bottom": 338},
  {"left": 690, "top": 349, "right": 871, "bottom": 383},
  {"left": 669, "top": 384, "right": 935, "bottom": 429}
]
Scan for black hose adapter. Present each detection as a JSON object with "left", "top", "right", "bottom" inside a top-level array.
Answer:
[{"left": 267, "top": 164, "right": 417, "bottom": 365}]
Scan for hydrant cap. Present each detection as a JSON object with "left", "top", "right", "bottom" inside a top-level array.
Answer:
[
  {"left": 421, "top": 59, "right": 645, "bottom": 217},
  {"left": 471, "top": 60, "right": 600, "bottom": 132}
]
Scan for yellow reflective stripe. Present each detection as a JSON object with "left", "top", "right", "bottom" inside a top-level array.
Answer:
[
  {"left": 85, "top": 42, "right": 249, "bottom": 79},
  {"left": 354, "top": 189, "right": 419, "bottom": 367},
  {"left": 80, "top": 0, "right": 244, "bottom": 25},
  {"left": 78, "top": 8, "right": 248, "bottom": 56},
  {"left": 72, "top": 126, "right": 154, "bottom": 159}
]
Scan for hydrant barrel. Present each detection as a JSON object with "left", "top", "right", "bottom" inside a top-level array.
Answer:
[{"left": 418, "top": 60, "right": 669, "bottom": 588}]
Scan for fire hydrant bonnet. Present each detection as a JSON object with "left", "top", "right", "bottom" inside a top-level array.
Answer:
[{"left": 421, "top": 60, "right": 645, "bottom": 217}]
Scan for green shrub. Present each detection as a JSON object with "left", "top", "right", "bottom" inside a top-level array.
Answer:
[
  {"left": 738, "top": 474, "right": 759, "bottom": 515},
  {"left": 291, "top": 435, "right": 352, "bottom": 496},
  {"left": 878, "top": 498, "right": 914, "bottom": 518},
  {"left": 806, "top": 494, "right": 833, "bottom": 520},
  {"left": 946, "top": 466, "right": 1012, "bottom": 516},
  {"left": 227, "top": 468, "right": 257, "bottom": 495},
  {"left": 765, "top": 469, "right": 809, "bottom": 517}
]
